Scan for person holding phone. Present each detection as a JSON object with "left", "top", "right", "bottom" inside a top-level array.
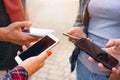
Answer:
[
  {"left": 0, "top": 0, "right": 28, "bottom": 75},
  {"left": 89, "top": 39, "right": 120, "bottom": 80},
  {"left": 67, "top": 0, "right": 120, "bottom": 80},
  {"left": 0, "top": 21, "right": 52, "bottom": 79},
  {"left": 0, "top": 21, "right": 40, "bottom": 46},
  {"left": 0, "top": 49, "right": 52, "bottom": 80}
]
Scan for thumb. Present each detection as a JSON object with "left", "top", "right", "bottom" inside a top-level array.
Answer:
[
  {"left": 16, "top": 21, "right": 32, "bottom": 29},
  {"left": 112, "top": 68, "right": 119, "bottom": 74},
  {"left": 17, "top": 50, "right": 21, "bottom": 55},
  {"left": 38, "top": 50, "right": 52, "bottom": 61},
  {"left": 46, "top": 50, "right": 52, "bottom": 56},
  {"left": 105, "top": 39, "right": 120, "bottom": 48}
]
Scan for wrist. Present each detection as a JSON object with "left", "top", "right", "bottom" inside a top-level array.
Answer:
[
  {"left": 19, "top": 56, "right": 41, "bottom": 76},
  {"left": 0, "top": 27, "right": 9, "bottom": 41}
]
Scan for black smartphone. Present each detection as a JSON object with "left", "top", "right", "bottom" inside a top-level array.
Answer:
[
  {"left": 15, "top": 34, "right": 59, "bottom": 64},
  {"left": 75, "top": 38, "right": 119, "bottom": 70},
  {"left": 63, "top": 33, "right": 80, "bottom": 40}
]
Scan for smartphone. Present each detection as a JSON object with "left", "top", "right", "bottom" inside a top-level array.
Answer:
[
  {"left": 23, "top": 28, "right": 54, "bottom": 37},
  {"left": 15, "top": 34, "right": 59, "bottom": 64},
  {"left": 63, "top": 33, "right": 80, "bottom": 40},
  {"left": 75, "top": 38, "right": 118, "bottom": 70}
]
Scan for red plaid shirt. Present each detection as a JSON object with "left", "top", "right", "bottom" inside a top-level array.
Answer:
[{"left": 0, "top": 66, "right": 28, "bottom": 80}]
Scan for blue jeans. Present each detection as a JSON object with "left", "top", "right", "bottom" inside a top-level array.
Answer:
[{"left": 76, "top": 60, "right": 109, "bottom": 80}]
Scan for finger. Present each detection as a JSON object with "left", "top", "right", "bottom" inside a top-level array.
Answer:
[
  {"left": 22, "top": 45, "right": 27, "bottom": 51},
  {"left": 114, "top": 46, "right": 120, "bottom": 51},
  {"left": 38, "top": 50, "right": 53, "bottom": 61},
  {"left": 103, "top": 46, "right": 120, "bottom": 58},
  {"left": 17, "top": 50, "right": 21, "bottom": 55},
  {"left": 68, "top": 38, "right": 77, "bottom": 43},
  {"left": 105, "top": 39, "right": 120, "bottom": 48},
  {"left": 46, "top": 50, "right": 52, "bottom": 56},
  {"left": 109, "top": 68, "right": 120, "bottom": 80},
  {"left": 88, "top": 57, "right": 96, "bottom": 62},
  {"left": 105, "top": 40, "right": 115, "bottom": 48},
  {"left": 98, "top": 63, "right": 111, "bottom": 72},
  {"left": 16, "top": 21, "right": 32, "bottom": 29},
  {"left": 112, "top": 68, "right": 119, "bottom": 74},
  {"left": 67, "top": 29, "right": 74, "bottom": 35},
  {"left": 22, "top": 28, "right": 30, "bottom": 32}
]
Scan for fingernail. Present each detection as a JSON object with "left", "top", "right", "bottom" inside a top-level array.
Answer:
[{"left": 47, "top": 50, "right": 52, "bottom": 56}]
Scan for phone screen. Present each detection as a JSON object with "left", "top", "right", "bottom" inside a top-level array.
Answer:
[
  {"left": 75, "top": 38, "right": 118, "bottom": 69},
  {"left": 19, "top": 35, "right": 56, "bottom": 61}
]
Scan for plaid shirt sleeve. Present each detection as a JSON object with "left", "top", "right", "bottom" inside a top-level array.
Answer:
[{"left": 0, "top": 66, "right": 28, "bottom": 80}]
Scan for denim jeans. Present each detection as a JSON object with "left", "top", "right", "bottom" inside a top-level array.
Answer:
[{"left": 76, "top": 60, "right": 109, "bottom": 80}]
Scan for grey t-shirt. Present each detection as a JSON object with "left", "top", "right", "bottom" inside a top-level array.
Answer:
[{"left": 78, "top": 0, "right": 120, "bottom": 75}]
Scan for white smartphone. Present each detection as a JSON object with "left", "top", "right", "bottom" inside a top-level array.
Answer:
[
  {"left": 23, "top": 28, "right": 54, "bottom": 37},
  {"left": 15, "top": 34, "right": 59, "bottom": 64}
]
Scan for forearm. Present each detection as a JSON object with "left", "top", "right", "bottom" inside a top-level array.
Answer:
[{"left": 19, "top": 56, "right": 45, "bottom": 76}]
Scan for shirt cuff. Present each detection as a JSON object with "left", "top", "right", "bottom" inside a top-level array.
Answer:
[{"left": 0, "top": 66, "right": 29, "bottom": 80}]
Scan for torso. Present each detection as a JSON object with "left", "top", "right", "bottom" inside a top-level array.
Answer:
[{"left": 78, "top": 0, "right": 120, "bottom": 75}]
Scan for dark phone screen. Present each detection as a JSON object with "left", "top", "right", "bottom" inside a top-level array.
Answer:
[
  {"left": 19, "top": 35, "right": 55, "bottom": 60},
  {"left": 75, "top": 38, "right": 118, "bottom": 69}
]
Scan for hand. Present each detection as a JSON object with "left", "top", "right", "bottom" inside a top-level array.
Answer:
[
  {"left": 17, "top": 45, "right": 52, "bottom": 76},
  {"left": 89, "top": 46, "right": 120, "bottom": 80},
  {"left": 106, "top": 39, "right": 120, "bottom": 48},
  {"left": 0, "top": 21, "right": 41, "bottom": 46},
  {"left": 67, "top": 27, "right": 86, "bottom": 43},
  {"left": 19, "top": 49, "right": 52, "bottom": 76}
]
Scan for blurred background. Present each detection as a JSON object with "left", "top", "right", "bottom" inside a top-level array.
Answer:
[{"left": 27, "top": 0, "right": 79, "bottom": 80}]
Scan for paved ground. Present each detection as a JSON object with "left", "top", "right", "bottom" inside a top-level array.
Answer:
[{"left": 27, "top": 0, "right": 79, "bottom": 80}]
